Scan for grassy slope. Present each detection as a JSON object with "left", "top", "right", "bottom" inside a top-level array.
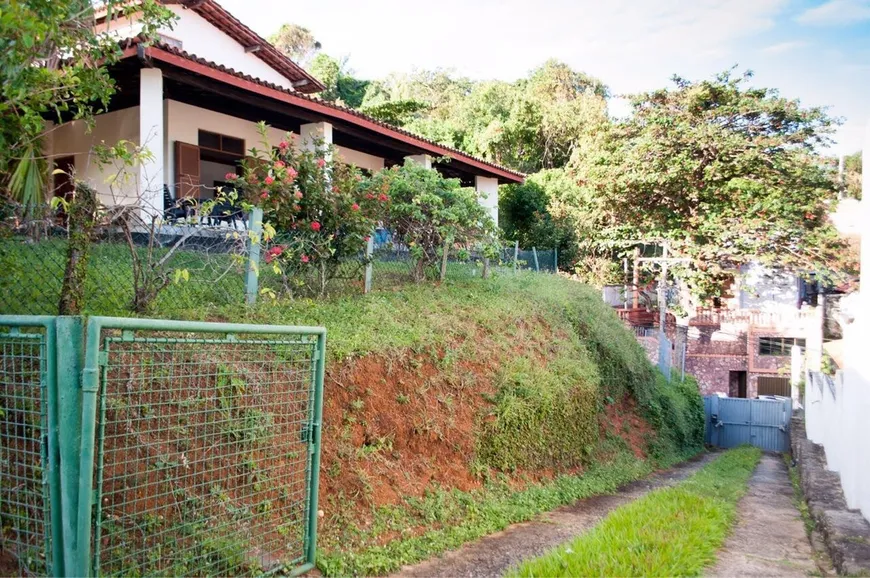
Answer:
[
  {"left": 2, "top": 243, "right": 705, "bottom": 577},
  {"left": 203, "top": 273, "right": 704, "bottom": 575},
  {"left": 511, "top": 447, "right": 762, "bottom": 578}
]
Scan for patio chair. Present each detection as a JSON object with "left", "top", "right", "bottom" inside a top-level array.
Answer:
[
  {"left": 208, "top": 199, "right": 246, "bottom": 229},
  {"left": 163, "top": 186, "right": 194, "bottom": 222}
]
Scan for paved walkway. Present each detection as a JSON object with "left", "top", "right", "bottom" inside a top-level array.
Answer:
[
  {"left": 707, "top": 453, "right": 820, "bottom": 577},
  {"left": 390, "top": 452, "right": 718, "bottom": 578}
]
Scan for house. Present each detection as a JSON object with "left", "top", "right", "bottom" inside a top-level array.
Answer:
[
  {"left": 45, "top": 0, "right": 522, "bottom": 223},
  {"left": 617, "top": 262, "right": 820, "bottom": 399}
]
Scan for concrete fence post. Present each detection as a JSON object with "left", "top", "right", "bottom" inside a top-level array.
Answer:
[
  {"left": 532, "top": 247, "right": 539, "bottom": 273},
  {"left": 364, "top": 233, "right": 374, "bottom": 293},
  {"left": 513, "top": 240, "right": 519, "bottom": 274},
  {"left": 440, "top": 236, "right": 450, "bottom": 282},
  {"left": 244, "top": 207, "right": 263, "bottom": 305}
]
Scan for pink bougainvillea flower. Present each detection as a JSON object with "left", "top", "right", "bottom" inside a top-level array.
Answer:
[
  {"left": 264, "top": 176, "right": 275, "bottom": 185},
  {"left": 310, "top": 221, "right": 322, "bottom": 232},
  {"left": 316, "top": 158, "right": 326, "bottom": 168},
  {"left": 365, "top": 193, "right": 375, "bottom": 200},
  {"left": 364, "top": 235, "right": 371, "bottom": 242},
  {"left": 301, "top": 254, "right": 310, "bottom": 263},
  {"left": 287, "top": 167, "right": 298, "bottom": 179},
  {"left": 378, "top": 193, "right": 389, "bottom": 202},
  {"left": 351, "top": 203, "right": 360, "bottom": 211},
  {"left": 294, "top": 191, "right": 303, "bottom": 199},
  {"left": 224, "top": 172, "right": 237, "bottom": 180},
  {"left": 278, "top": 140, "right": 289, "bottom": 150},
  {"left": 260, "top": 191, "right": 269, "bottom": 199},
  {"left": 274, "top": 161, "right": 286, "bottom": 169}
]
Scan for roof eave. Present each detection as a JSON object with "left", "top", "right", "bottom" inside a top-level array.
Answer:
[{"left": 123, "top": 44, "right": 524, "bottom": 184}]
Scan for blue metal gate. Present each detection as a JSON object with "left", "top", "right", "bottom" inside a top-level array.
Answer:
[{"left": 704, "top": 396, "right": 792, "bottom": 452}]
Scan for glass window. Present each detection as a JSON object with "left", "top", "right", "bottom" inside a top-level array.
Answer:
[
  {"left": 198, "top": 130, "right": 221, "bottom": 151},
  {"left": 758, "top": 337, "right": 806, "bottom": 356}
]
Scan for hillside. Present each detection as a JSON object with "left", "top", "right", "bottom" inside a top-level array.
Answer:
[{"left": 200, "top": 272, "right": 705, "bottom": 575}]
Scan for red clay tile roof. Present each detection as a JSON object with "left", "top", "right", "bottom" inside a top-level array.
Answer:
[
  {"left": 126, "top": 39, "right": 525, "bottom": 183},
  {"left": 99, "top": 0, "right": 324, "bottom": 93}
]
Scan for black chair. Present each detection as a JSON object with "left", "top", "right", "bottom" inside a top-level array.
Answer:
[
  {"left": 163, "top": 186, "right": 193, "bottom": 222},
  {"left": 208, "top": 199, "right": 246, "bottom": 229}
]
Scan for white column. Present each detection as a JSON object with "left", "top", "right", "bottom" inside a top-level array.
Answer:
[
  {"left": 406, "top": 154, "right": 432, "bottom": 169},
  {"left": 139, "top": 68, "right": 164, "bottom": 220},
  {"left": 475, "top": 175, "right": 499, "bottom": 225},
  {"left": 300, "top": 122, "right": 333, "bottom": 154}
]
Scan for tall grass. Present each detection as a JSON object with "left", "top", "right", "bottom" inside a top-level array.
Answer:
[{"left": 510, "top": 447, "right": 762, "bottom": 578}]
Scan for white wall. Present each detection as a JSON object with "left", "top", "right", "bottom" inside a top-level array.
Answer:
[
  {"left": 98, "top": 7, "right": 296, "bottom": 89},
  {"left": 335, "top": 146, "right": 384, "bottom": 173},
  {"left": 50, "top": 107, "right": 141, "bottom": 206},
  {"left": 200, "top": 159, "right": 236, "bottom": 199},
  {"left": 165, "top": 100, "right": 287, "bottom": 195},
  {"left": 737, "top": 263, "right": 801, "bottom": 312},
  {"left": 475, "top": 176, "right": 499, "bottom": 224},
  {"left": 165, "top": 101, "right": 387, "bottom": 194},
  {"left": 804, "top": 120, "right": 870, "bottom": 524}
]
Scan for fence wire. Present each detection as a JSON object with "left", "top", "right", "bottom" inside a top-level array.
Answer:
[
  {"left": 93, "top": 329, "right": 318, "bottom": 576},
  {"left": 1, "top": 203, "right": 558, "bottom": 317},
  {"left": 0, "top": 329, "right": 51, "bottom": 577},
  {"left": 0, "top": 217, "right": 249, "bottom": 317}
]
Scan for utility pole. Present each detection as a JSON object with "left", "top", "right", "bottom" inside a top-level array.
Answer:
[
  {"left": 632, "top": 247, "right": 640, "bottom": 309},
  {"left": 658, "top": 243, "right": 669, "bottom": 331}
]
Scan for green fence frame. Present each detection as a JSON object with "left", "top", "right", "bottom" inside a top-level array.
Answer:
[{"left": 0, "top": 315, "right": 326, "bottom": 577}]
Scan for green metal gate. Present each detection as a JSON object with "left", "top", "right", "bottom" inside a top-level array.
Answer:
[{"left": 0, "top": 316, "right": 326, "bottom": 577}]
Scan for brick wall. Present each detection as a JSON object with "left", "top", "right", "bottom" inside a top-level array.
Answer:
[{"left": 685, "top": 354, "right": 748, "bottom": 396}]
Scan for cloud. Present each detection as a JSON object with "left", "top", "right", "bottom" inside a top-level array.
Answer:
[
  {"left": 762, "top": 41, "right": 808, "bottom": 53},
  {"left": 796, "top": 0, "right": 870, "bottom": 26}
]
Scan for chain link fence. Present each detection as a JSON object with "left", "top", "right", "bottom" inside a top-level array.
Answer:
[{"left": 0, "top": 204, "right": 558, "bottom": 317}]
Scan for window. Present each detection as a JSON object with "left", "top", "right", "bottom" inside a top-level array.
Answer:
[
  {"left": 758, "top": 336, "right": 806, "bottom": 356},
  {"left": 198, "top": 130, "right": 245, "bottom": 156}
]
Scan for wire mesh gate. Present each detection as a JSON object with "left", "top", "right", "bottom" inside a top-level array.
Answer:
[{"left": 0, "top": 316, "right": 326, "bottom": 577}]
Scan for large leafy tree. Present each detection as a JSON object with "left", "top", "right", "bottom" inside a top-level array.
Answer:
[
  {"left": 307, "top": 53, "right": 369, "bottom": 108},
  {"left": 843, "top": 151, "right": 862, "bottom": 199},
  {"left": 570, "top": 69, "right": 849, "bottom": 298},
  {"left": 269, "top": 23, "right": 320, "bottom": 66},
  {"left": 0, "top": 0, "right": 174, "bottom": 205},
  {"left": 357, "top": 61, "right": 609, "bottom": 174}
]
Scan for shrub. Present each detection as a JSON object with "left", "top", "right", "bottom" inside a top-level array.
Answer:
[
  {"left": 477, "top": 355, "right": 599, "bottom": 471},
  {"left": 225, "top": 123, "right": 380, "bottom": 297},
  {"left": 363, "top": 160, "right": 497, "bottom": 282}
]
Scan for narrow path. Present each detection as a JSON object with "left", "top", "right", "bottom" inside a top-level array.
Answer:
[
  {"left": 391, "top": 452, "right": 719, "bottom": 578},
  {"left": 707, "top": 453, "right": 819, "bottom": 577}
]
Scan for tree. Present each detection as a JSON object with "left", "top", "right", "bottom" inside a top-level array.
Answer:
[
  {"left": 0, "top": 0, "right": 174, "bottom": 206},
  {"left": 361, "top": 61, "right": 609, "bottom": 174},
  {"left": 269, "top": 23, "right": 320, "bottom": 66},
  {"left": 308, "top": 53, "right": 369, "bottom": 108},
  {"left": 570, "top": 69, "right": 849, "bottom": 299},
  {"left": 364, "top": 161, "right": 496, "bottom": 282},
  {"left": 498, "top": 175, "right": 576, "bottom": 268},
  {"left": 843, "top": 151, "right": 861, "bottom": 199}
]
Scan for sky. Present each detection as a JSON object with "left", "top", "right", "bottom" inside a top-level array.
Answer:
[{"left": 220, "top": 0, "right": 870, "bottom": 155}]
